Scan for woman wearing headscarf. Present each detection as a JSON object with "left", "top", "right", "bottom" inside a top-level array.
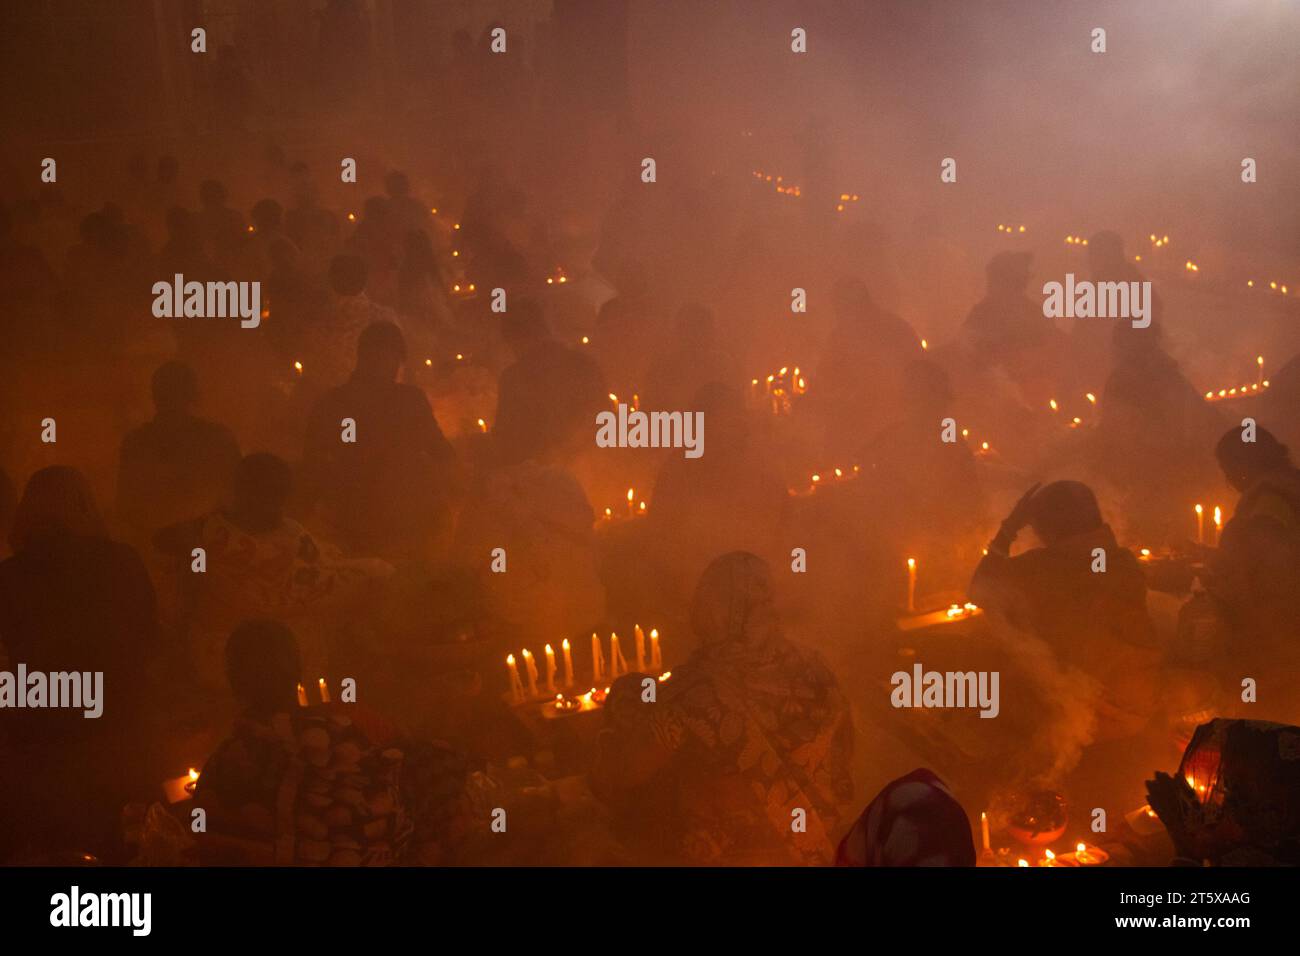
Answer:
[
  {"left": 195, "top": 619, "right": 469, "bottom": 865},
  {"left": 836, "top": 769, "right": 976, "bottom": 866},
  {"left": 0, "top": 466, "right": 158, "bottom": 862},
  {"left": 592, "top": 552, "right": 854, "bottom": 865},
  {"left": 159, "top": 453, "right": 393, "bottom": 691}
]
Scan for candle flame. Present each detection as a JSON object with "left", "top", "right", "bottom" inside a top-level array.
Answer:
[
  {"left": 562, "top": 638, "right": 570, "bottom": 650},
  {"left": 188, "top": 768, "right": 199, "bottom": 782}
]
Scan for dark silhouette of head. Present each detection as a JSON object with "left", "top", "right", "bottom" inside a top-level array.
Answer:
[
  {"left": 230, "top": 453, "right": 293, "bottom": 533},
  {"left": 384, "top": 170, "right": 410, "bottom": 198},
  {"left": 355, "top": 321, "right": 406, "bottom": 382},
  {"left": 198, "top": 179, "right": 227, "bottom": 210},
  {"left": 151, "top": 360, "right": 199, "bottom": 418},
  {"left": 225, "top": 619, "right": 301, "bottom": 716},
  {"left": 1216, "top": 425, "right": 1292, "bottom": 493},
  {"left": 329, "top": 254, "right": 368, "bottom": 296},
  {"left": 1026, "top": 480, "right": 1104, "bottom": 545},
  {"left": 9, "top": 466, "right": 106, "bottom": 552},
  {"left": 501, "top": 297, "right": 550, "bottom": 354},
  {"left": 985, "top": 251, "right": 1033, "bottom": 294},
  {"left": 251, "top": 198, "right": 283, "bottom": 233}
]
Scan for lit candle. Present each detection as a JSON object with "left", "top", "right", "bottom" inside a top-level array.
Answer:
[
  {"left": 906, "top": 557, "right": 917, "bottom": 612},
  {"left": 981, "top": 811, "right": 990, "bottom": 852},
  {"left": 1195, "top": 504, "right": 1204, "bottom": 544},
  {"left": 318, "top": 678, "right": 330, "bottom": 704},
  {"left": 506, "top": 654, "right": 525, "bottom": 703},
  {"left": 544, "top": 644, "right": 557, "bottom": 694},
  {"left": 521, "top": 649, "right": 539, "bottom": 699},
  {"left": 608, "top": 632, "right": 626, "bottom": 679},
  {"left": 591, "top": 633, "right": 605, "bottom": 683},
  {"left": 297, "top": 683, "right": 308, "bottom": 708},
  {"left": 650, "top": 628, "right": 661, "bottom": 670},
  {"left": 1257, "top": 355, "right": 1264, "bottom": 387},
  {"left": 562, "top": 638, "right": 574, "bottom": 688},
  {"left": 634, "top": 624, "right": 646, "bottom": 672},
  {"left": 1213, "top": 506, "right": 1222, "bottom": 546},
  {"left": 626, "top": 487, "right": 635, "bottom": 517},
  {"left": 1042, "top": 849, "right": 1058, "bottom": 867}
]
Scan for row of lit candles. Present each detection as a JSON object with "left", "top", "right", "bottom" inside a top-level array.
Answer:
[
  {"left": 506, "top": 627, "right": 662, "bottom": 703},
  {"left": 600, "top": 487, "right": 647, "bottom": 522},
  {"left": 980, "top": 813, "right": 1108, "bottom": 866}
]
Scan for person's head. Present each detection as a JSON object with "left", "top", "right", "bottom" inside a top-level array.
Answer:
[
  {"left": 1025, "top": 480, "right": 1104, "bottom": 545},
  {"left": 837, "top": 769, "right": 976, "bottom": 866},
  {"left": 230, "top": 453, "right": 293, "bottom": 533},
  {"left": 690, "top": 551, "right": 781, "bottom": 649},
  {"left": 355, "top": 320, "right": 406, "bottom": 381},
  {"left": 985, "top": 251, "right": 1033, "bottom": 293},
  {"left": 384, "top": 170, "right": 410, "bottom": 198},
  {"left": 198, "top": 179, "right": 226, "bottom": 210},
  {"left": 832, "top": 276, "right": 873, "bottom": 321},
  {"left": 9, "top": 466, "right": 106, "bottom": 551},
  {"left": 673, "top": 302, "right": 715, "bottom": 348},
  {"left": 225, "top": 619, "right": 300, "bottom": 716},
  {"left": 251, "top": 198, "right": 282, "bottom": 234},
  {"left": 1087, "top": 230, "right": 1126, "bottom": 273},
  {"left": 903, "top": 359, "right": 953, "bottom": 418},
  {"left": 328, "top": 253, "right": 368, "bottom": 296},
  {"left": 151, "top": 360, "right": 199, "bottom": 417},
  {"left": 500, "top": 297, "right": 550, "bottom": 353},
  {"left": 1216, "top": 425, "right": 1292, "bottom": 493}
]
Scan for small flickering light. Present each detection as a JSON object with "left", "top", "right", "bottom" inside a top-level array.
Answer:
[
  {"left": 453, "top": 223, "right": 461, "bottom": 230},
  {"left": 1247, "top": 279, "right": 1254, "bottom": 287},
  {"left": 477, "top": 418, "right": 488, "bottom": 433},
  {"left": 1048, "top": 398, "right": 1058, "bottom": 411},
  {"left": 430, "top": 207, "right": 438, "bottom": 214},
  {"left": 452, "top": 249, "right": 459, "bottom": 257},
  {"left": 293, "top": 360, "right": 303, "bottom": 375},
  {"left": 1134, "top": 255, "right": 1142, "bottom": 261},
  {"left": 1185, "top": 260, "right": 1199, "bottom": 272},
  {"left": 246, "top": 225, "right": 255, "bottom": 233},
  {"left": 1018, "top": 859, "right": 1029, "bottom": 868},
  {"left": 920, "top": 338, "right": 928, "bottom": 350},
  {"left": 347, "top": 212, "right": 356, "bottom": 222},
  {"left": 580, "top": 335, "right": 590, "bottom": 344},
  {"left": 424, "top": 358, "right": 432, "bottom": 367},
  {"left": 980, "top": 441, "right": 990, "bottom": 452},
  {"left": 1085, "top": 392, "right": 1097, "bottom": 404},
  {"left": 1018, "top": 225, "right": 1025, "bottom": 233},
  {"left": 456, "top": 353, "right": 464, "bottom": 361}
]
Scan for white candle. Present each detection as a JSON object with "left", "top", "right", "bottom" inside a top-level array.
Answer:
[
  {"left": 562, "top": 638, "right": 574, "bottom": 688},
  {"left": 297, "top": 683, "right": 308, "bottom": 708},
  {"left": 906, "top": 558, "right": 917, "bottom": 612},
  {"left": 318, "top": 677, "right": 330, "bottom": 704},
  {"left": 634, "top": 624, "right": 646, "bottom": 672},
  {"left": 650, "top": 628, "right": 661, "bottom": 670},
  {"left": 980, "top": 811, "right": 990, "bottom": 852},
  {"left": 591, "top": 633, "right": 605, "bottom": 683},
  {"left": 544, "top": 644, "right": 557, "bottom": 694},
  {"left": 1213, "top": 506, "right": 1222, "bottom": 546},
  {"left": 506, "top": 654, "right": 525, "bottom": 703},
  {"left": 521, "top": 649, "right": 539, "bottom": 698},
  {"left": 1195, "top": 504, "right": 1204, "bottom": 544},
  {"left": 609, "top": 633, "right": 625, "bottom": 679}
]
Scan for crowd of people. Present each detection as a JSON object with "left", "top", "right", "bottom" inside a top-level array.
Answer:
[{"left": 2, "top": 23, "right": 1299, "bottom": 867}]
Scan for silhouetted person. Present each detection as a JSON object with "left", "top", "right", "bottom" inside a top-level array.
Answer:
[
  {"left": 970, "top": 480, "right": 1157, "bottom": 739},
  {"left": 0, "top": 466, "right": 157, "bottom": 862},
  {"left": 1206, "top": 426, "right": 1300, "bottom": 678},
  {"left": 492, "top": 298, "right": 607, "bottom": 465},
  {"left": 1071, "top": 230, "right": 1163, "bottom": 386},
  {"left": 299, "top": 253, "right": 400, "bottom": 388},
  {"left": 303, "top": 322, "right": 457, "bottom": 560},
  {"left": 196, "top": 179, "right": 245, "bottom": 267},
  {"left": 116, "top": 361, "right": 241, "bottom": 541}
]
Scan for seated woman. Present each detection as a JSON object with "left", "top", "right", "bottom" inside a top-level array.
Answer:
[
  {"left": 0, "top": 466, "right": 158, "bottom": 862},
  {"left": 156, "top": 452, "right": 393, "bottom": 691},
  {"left": 969, "top": 480, "right": 1159, "bottom": 741},
  {"left": 591, "top": 552, "right": 854, "bottom": 865},
  {"left": 195, "top": 619, "right": 468, "bottom": 865}
]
